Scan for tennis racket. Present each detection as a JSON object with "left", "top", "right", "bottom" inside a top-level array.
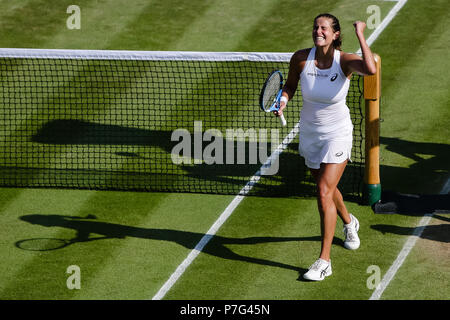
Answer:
[{"left": 259, "top": 70, "right": 287, "bottom": 126}]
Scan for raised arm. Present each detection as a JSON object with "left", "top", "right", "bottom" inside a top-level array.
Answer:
[{"left": 342, "top": 21, "right": 377, "bottom": 76}]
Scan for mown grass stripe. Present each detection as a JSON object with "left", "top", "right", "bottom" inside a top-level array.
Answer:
[
  {"left": 0, "top": 0, "right": 75, "bottom": 48},
  {"left": 41, "top": 0, "right": 153, "bottom": 50},
  {"left": 105, "top": 0, "right": 214, "bottom": 51},
  {"left": 169, "top": 0, "right": 281, "bottom": 52}
]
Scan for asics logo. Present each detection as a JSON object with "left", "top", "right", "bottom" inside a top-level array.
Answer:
[
  {"left": 320, "top": 265, "right": 329, "bottom": 278},
  {"left": 335, "top": 151, "right": 343, "bottom": 157},
  {"left": 330, "top": 73, "right": 338, "bottom": 81}
]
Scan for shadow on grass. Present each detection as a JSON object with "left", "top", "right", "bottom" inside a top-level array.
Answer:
[
  {"left": 374, "top": 137, "right": 450, "bottom": 214},
  {"left": 27, "top": 119, "right": 315, "bottom": 197},
  {"left": 379, "top": 137, "right": 449, "bottom": 196},
  {"left": 373, "top": 191, "right": 450, "bottom": 215},
  {"left": 371, "top": 215, "right": 450, "bottom": 243},
  {"left": 16, "top": 214, "right": 344, "bottom": 277}
]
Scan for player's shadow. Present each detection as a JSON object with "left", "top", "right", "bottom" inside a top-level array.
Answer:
[
  {"left": 374, "top": 137, "right": 450, "bottom": 214},
  {"left": 16, "top": 214, "right": 344, "bottom": 275},
  {"left": 371, "top": 215, "right": 450, "bottom": 243}
]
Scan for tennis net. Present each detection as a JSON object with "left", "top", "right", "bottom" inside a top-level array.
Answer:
[{"left": 0, "top": 49, "right": 363, "bottom": 198}]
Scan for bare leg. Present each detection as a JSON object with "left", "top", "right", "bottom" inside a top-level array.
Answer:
[
  {"left": 310, "top": 162, "right": 348, "bottom": 261},
  {"left": 333, "top": 187, "right": 352, "bottom": 225},
  {"left": 310, "top": 167, "right": 351, "bottom": 225}
]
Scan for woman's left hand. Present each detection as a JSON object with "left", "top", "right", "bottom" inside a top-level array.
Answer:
[{"left": 353, "top": 21, "right": 366, "bottom": 36}]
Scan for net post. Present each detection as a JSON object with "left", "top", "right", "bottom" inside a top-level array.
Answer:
[{"left": 363, "top": 54, "right": 381, "bottom": 206}]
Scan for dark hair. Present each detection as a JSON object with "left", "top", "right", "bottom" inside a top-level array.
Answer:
[{"left": 314, "top": 13, "right": 342, "bottom": 50}]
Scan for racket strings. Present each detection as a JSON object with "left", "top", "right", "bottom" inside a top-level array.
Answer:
[{"left": 263, "top": 74, "right": 282, "bottom": 110}]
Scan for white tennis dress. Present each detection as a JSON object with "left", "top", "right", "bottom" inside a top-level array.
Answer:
[{"left": 298, "top": 47, "right": 353, "bottom": 169}]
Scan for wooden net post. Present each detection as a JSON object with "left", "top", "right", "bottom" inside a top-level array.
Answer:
[{"left": 363, "top": 54, "right": 381, "bottom": 206}]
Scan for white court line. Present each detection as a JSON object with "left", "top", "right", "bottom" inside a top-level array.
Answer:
[
  {"left": 370, "top": 177, "right": 450, "bottom": 300},
  {"left": 357, "top": 0, "right": 408, "bottom": 54},
  {"left": 152, "top": 0, "right": 408, "bottom": 300},
  {"left": 151, "top": 123, "right": 300, "bottom": 300}
]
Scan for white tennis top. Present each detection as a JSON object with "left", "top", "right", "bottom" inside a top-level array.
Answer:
[{"left": 299, "top": 47, "right": 352, "bottom": 137}]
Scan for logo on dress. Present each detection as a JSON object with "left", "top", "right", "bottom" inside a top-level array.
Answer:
[
  {"left": 330, "top": 73, "right": 338, "bottom": 82},
  {"left": 335, "top": 151, "right": 344, "bottom": 157},
  {"left": 307, "top": 72, "right": 328, "bottom": 78}
]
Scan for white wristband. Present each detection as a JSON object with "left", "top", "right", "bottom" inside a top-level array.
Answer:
[{"left": 280, "top": 96, "right": 288, "bottom": 105}]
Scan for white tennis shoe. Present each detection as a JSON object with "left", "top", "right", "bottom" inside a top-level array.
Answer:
[
  {"left": 343, "top": 214, "right": 360, "bottom": 250},
  {"left": 303, "top": 258, "right": 332, "bottom": 281}
]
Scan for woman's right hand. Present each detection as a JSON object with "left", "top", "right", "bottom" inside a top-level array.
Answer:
[{"left": 273, "top": 101, "right": 286, "bottom": 117}]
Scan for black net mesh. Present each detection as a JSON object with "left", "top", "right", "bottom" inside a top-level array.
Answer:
[{"left": 0, "top": 54, "right": 364, "bottom": 198}]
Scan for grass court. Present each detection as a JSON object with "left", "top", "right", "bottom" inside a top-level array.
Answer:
[{"left": 0, "top": 0, "right": 448, "bottom": 301}]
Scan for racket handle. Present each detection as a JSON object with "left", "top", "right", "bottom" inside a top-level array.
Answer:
[{"left": 279, "top": 114, "right": 287, "bottom": 126}]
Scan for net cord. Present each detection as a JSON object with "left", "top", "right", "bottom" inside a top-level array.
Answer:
[{"left": 0, "top": 48, "right": 293, "bottom": 62}]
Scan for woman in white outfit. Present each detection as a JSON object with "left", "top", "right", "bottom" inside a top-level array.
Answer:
[{"left": 277, "top": 13, "right": 376, "bottom": 281}]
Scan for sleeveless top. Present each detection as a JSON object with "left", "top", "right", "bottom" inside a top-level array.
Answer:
[{"left": 299, "top": 47, "right": 352, "bottom": 138}]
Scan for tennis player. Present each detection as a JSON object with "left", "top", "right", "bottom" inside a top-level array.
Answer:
[{"left": 276, "top": 14, "right": 376, "bottom": 281}]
